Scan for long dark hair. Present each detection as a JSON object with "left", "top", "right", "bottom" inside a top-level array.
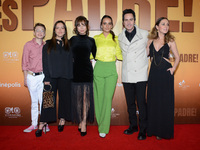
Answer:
[
  {"left": 73, "top": 16, "right": 89, "bottom": 35},
  {"left": 100, "top": 15, "right": 115, "bottom": 42},
  {"left": 47, "top": 20, "right": 69, "bottom": 53},
  {"left": 148, "top": 17, "right": 174, "bottom": 43}
]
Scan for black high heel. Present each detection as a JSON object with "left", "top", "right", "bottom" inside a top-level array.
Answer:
[
  {"left": 80, "top": 125, "right": 87, "bottom": 136},
  {"left": 58, "top": 125, "right": 64, "bottom": 132},
  {"left": 35, "top": 123, "right": 47, "bottom": 137},
  {"left": 81, "top": 131, "right": 87, "bottom": 136},
  {"left": 58, "top": 119, "right": 65, "bottom": 132},
  {"left": 78, "top": 123, "right": 81, "bottom": 132}
]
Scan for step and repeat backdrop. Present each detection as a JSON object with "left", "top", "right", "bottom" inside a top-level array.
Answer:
[{"left": 0, "top": 0, "right": 200, "bottom": 125}]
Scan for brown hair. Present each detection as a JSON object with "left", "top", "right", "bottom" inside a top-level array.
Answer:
[
  {"left": 73, "top": 16, "right": 89, "bottom": 35},
  {"left": 34, "top": 23, "right": 46, "bottom": 32},
  {"left": 148, "top": 17, "right": 175, "bottom": 43},
  {"left": 47, "top": 20, "right": 69, "bottom": 53},
  {"left": 100, "top": 15, "right": 116, "bottom": 42}
]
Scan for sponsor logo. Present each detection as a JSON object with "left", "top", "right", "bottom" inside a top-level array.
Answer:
[
  {"left": 0, "top": 82, "right": 21, "bottom": 88},
  {"left": 2, "top": 51, "right": 19, "bottom": 62},
  {"left": 5, "top": 107, "right": 22, "bottom": 118},
  {"left": 111, "top": 108, "right": 120, "bottom": 118},
  {"left": 179, "top": 80, "right": 190, "bottom": 89}
]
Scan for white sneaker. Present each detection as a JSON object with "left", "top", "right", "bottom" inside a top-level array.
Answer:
[
  {"left": 23, "top": 125, "right": 37, "bottom": 133},
  {"left": 99, "top": 133, "right": 106, "bottom": 138},
  {"left": 43, "top": 124, "right": 50, "bottom": 133}
]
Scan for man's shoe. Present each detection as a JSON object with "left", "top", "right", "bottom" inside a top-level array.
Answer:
[
  {"left": 138, "top": 132, "right": 146, "bottom": 140},
  {"left": 23, "top": 125, "right": 37, "bottom": 133},
  {"left": 124, "top": 127, "right": 138, "bottom": 135}
]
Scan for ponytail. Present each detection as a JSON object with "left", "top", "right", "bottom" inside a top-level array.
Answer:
[{"left": 110, "top": 30, "right": 116, "bottom": 42}]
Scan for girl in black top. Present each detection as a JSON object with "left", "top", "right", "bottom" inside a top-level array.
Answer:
[
  {"left": 35, "top": 20, "right": 73, "bottom": 137},
  {"left": 70, "top": 16, "right": 96, "bottom": 136}
]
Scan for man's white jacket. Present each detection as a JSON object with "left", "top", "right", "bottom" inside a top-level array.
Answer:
[{"left": 118, "top": 25, "right": 149, "bottom": 83}]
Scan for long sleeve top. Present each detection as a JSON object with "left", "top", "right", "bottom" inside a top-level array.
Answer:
[
  {"left": 22, "top": 38, "right": 44, "bottom": 72},
  {"left": 93, "top": 33, "right": 123, "bottom": 62},
  {"left": 42, "top": 40, "right": 73, "bottom": 82}
]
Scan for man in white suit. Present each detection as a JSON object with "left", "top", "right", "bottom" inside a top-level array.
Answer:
[{"left": 118, "top": 9, "right": 148, "bottom": 140}]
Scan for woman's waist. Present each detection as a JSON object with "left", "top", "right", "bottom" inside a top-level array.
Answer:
[{"left": 95, "top": 54, "right": 116, "bottom": 62}]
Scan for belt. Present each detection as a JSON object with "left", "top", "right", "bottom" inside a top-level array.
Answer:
[{"left": 28, "top": 71, "right": 43, "bottom": 76}]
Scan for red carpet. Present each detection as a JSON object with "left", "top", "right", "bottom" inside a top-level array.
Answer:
[{"left": 0, "top": 124, "right": 199, "bottom": 150}]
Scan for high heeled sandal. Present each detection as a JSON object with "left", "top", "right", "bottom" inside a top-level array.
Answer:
[
  {"left": 58, "top": 119, "right": 65, "bottom": 132},
  {"left": 35, "top": 123, "right": 47, "bottom": 137},
  {"left": 80, "top": 124, "right": 87, "bottom": 136}
]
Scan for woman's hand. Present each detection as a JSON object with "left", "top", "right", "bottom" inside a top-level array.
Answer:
[{"left": 167, "top": 67, "right": 175, "bottom": 75}]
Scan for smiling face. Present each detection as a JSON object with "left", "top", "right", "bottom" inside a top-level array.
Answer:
[
  {"left": 77, "top": 21, "right": 87, "bottom": 35},
  {"left": 123, "top": 13, "right": 135, "bottom": 32},
  {"left": 156, "top": 19, "right": 169, "bottom": 34},
  {"left": 34, "top": 26, "right": 45, "bottom": 39},
  {"left": 55, "top": 22, "right": 65, "bottom": 39},
  {"left": 101, "top": 17, "right": 113, "bottom": 34}
]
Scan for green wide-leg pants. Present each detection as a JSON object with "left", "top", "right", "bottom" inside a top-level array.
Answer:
[{"left": 93, "top": 60, "right": 118, "bottom": 134}]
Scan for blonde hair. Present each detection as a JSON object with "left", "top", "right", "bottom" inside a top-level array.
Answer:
[{"left": 148, "top": 17, "right": 175, "bottom": 43}]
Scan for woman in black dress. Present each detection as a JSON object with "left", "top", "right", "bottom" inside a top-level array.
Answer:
[
  {"left": 146, "top": 17, "right": 179, "bottom": 139},
  {"left": 35, "top": 20, "right": 73, "bottom": 137},
  {"left": 70, "top": 16, "right": 96, "bottom": 136}
]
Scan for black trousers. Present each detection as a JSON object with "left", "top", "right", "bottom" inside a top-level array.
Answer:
[
  {"left": 40, "top": 78, "right": 72, "bottom": 123},
  {"left": 123, "top": 82, "right": 147, "bottom": 133}
]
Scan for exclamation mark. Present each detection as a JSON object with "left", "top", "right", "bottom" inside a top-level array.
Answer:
[
  {"left": 182, "top": 0, "right": 194, "bottom": 32},
  {"left": 0, "top": 0, "right": 2, "bottom": 31}
]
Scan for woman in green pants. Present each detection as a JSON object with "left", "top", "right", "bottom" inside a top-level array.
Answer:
[{"left": 93, "top": 15, "right": 122, "bottom": 138}]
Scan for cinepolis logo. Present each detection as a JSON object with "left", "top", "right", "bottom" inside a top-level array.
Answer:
[
  {"left": 179, "top": 80, "right": 190, "bottom": 89},
  {"left": 3, "top": 51, "right": 19, "bottom": 62},
  {"left": 111, "top": 108, "right": 120, "bottom": 118},
  {"left": 5, "top": 107, "right": 22, "bottom": 118},
  {"left": 3, "top": 52, "right": 19, "bottom": 58},
  {"left": 0, "top": 82, "right": 21, "bottom": 88}
]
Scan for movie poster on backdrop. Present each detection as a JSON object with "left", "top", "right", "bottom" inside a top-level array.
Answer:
[{"left": 0, "top": 0, "right": 199, "bottom": 125}]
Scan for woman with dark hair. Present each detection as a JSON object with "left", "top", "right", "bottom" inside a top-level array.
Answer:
[
  {"left": 70, "top": 16, "right": 96, "bottom": 136},
  {"left": 35, "top": 20, "right": 73, "bottom": 137},
  {"left": 146, "top": 17, "right": 179, "bottom": 139},
  {"left": 93, "top": 15, "right": 122, "bottom": 138}
]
